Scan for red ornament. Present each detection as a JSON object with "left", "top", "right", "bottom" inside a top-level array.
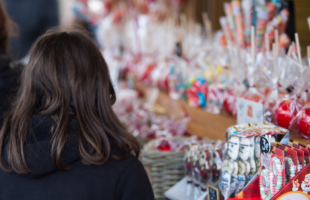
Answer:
[
  {"left": 275, "top": 100, "right": 302, "bottom": 129},
  {"left": 157, "top": 140, "right": 171, "bottom": 151},
  {"left": 297, "top": 108, "right": 310, "bottom": 138},
  {"left": 223, "top": 90, "right": 236, "bottom": 115}
]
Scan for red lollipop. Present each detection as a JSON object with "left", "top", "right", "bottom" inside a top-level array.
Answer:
[
  {"left": 275, "top": 99, "right": 302, "bottom": 129},
  {"left": 297, "top": 108, "right": 310, "bottom": 139}
]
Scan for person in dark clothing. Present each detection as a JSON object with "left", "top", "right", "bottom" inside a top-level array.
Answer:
[
  {"left": 2, "top": 0, "right": 59, "bottom": 59},
  {"left": 0, "top": 28, "right": 154, "bottom": 200},
  {"left": 0, "top": 1, "right": 21, "bottom": 125}
]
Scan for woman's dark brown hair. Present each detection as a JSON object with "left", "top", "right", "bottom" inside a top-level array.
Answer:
[{"left": 0, "top": 28, "right": 140, "bottom": 174}]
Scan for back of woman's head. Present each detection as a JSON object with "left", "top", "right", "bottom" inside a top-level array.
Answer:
[{"left": 0, "top": 28, "right": 140, "bottom": 174}]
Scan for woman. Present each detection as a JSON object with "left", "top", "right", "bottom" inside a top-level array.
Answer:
[
  {"left": 0, "top": 28, "right": 154, "bottom": 200},
  {"left": 0, "top": 1, "right": 21, "bottom": 126}
]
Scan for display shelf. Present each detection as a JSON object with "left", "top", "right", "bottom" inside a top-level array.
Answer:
[
  {"left": 134, "top": 82, "right": 237, "bottom": 141},
  {"left": 290, "top": 134, "right": 310, "bottom": 145}
]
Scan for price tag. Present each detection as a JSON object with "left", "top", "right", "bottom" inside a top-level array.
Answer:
[
  {"left": 207, "top": 184, "right": 220, "bottom": 200},
  {"left": 237, "top": 98, "right": 264, "bottom": 124}
]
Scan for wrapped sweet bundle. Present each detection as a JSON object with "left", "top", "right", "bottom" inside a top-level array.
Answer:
[
  {"left": 135, "top": 56, "right": 157, "bottom": 85},
  {"left": 220, "top": 17, "right": 234, "bottom": 44},
  {"left": 97, "top": 6, "right": 128, "bottom": 52},
  {"left": 232, "top": 0, "right": 245, "bottom": 46},
  {"left": 273, "top": 56, "right": 305, "bottom": 128},
  {"left": 224, "top": 2, "right": 236, "bottom": 43},
  {"left": 184, "top": 139, "right": 224, "bottom": 198},
  {"left": 242, "top": 0, "right": 253, "bottom": 46},
  {"left": 113, "top": 89, "right": 188, "bottom": 139},
  {"left": 267, "top": 2, "right": 277, "bottom": 21},
  {"left": 187, "top": 75, "right": 208, "bottom": 108},
  {"left": 287, "top": 47, "right": 310, "bottom": 139},
  {"left": 266, "top": 9, "right": 290, "bottom": 49},
  {"left": 255, "top": 1, "right": 269, "bottom": 50},
  {"left": 222, "top": 49, "right": 247, "bottom": 116},
  {"left": 150, "top": 58, "right": 171, "bottom": 91},
  {"left": 220, "top": 122, "right": 287, "bottom": 199},
  {"left": 168, "top": 55, "right": 188, "bottom": 100}
]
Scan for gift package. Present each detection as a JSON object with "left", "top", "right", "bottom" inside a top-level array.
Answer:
[
  {"left": 184, "top": 139, "right": 224, "bottom": 199},
  {"left": 220, "top": 122, "right": 289, "bottom": 199}
]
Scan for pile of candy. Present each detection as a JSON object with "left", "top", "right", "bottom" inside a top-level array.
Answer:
[
  {"left": 113, "top": 88, "right": 188, "bottom": 139},
  {"left": 74, "top": 0, "right": 310, "bottom": 139},
  {"left": 220, "top": 122, "right": 288, "bottom": 199},
  {"left": 184, "top": 139, "right": 224, "bottom": 199}
]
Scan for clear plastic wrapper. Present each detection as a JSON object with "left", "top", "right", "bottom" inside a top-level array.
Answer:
[
  {"left": 242, "top": 0, "right": 253, "bottom": 46},
  {"left": 232, "top": 0, "right": 245, "bottom": 46},
  {"left": 290, "top": 106, "right": 310, "bottom": 139},
  {"left": 255, "top": 2, "right": 268, "bottom": 50},
  {"left": 184, "top": 140, "right": 224, "bottom": 198},
  {"left": 168, "top": 56, "right": 188, "bottom": 100},
  {"left": 275, "top": 97, "right": 302, "bottom": 129}
]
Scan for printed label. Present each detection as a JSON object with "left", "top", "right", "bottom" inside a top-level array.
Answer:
[{"left": 237, "top": 98, "right": 264, "bottom": 124}]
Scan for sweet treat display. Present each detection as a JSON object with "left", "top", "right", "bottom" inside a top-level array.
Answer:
[
  {"left": 183, "top": 139, "right": 224, "bottom": 199},
  {"left": 71, "top": 0, "right": 310, "bottom": 199},
  {"left": 220, "top": 122, "right": 288, "bottom": 199}
]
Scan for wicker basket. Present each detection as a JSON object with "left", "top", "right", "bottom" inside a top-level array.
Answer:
[
  {"left": 136, "top": 136, "right": 151, "bottom": 148},
  {"left": 141, "top": 138, "right": 187, "bottom": 199}
]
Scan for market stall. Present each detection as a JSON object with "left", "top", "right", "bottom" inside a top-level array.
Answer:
[{"left": 72, "top": 0, "right": 310, "bottom": 199}]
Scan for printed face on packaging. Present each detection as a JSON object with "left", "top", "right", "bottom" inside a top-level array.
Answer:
[
  {"left": 228, "top": 136, "right": 240, "bottom": 160},
  {"left": 239, "top": 138, "right": 252, "bottom": 161},
  {"left": 221, "top": 171, "right": 231, "bottom": 190},
  {"left": 255, "top": 136, "right": 261, "bottom": 159}
]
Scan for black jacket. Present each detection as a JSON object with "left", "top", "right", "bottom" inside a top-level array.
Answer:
[
  {"left": 2, "top": 0, "right": 59, "bottom": 59},
  {"left": 0, "top": 52, "right": 20, "bottom": 125},
  {"left": 0, "top": 115, "right": 155, "bottom": 200}
]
